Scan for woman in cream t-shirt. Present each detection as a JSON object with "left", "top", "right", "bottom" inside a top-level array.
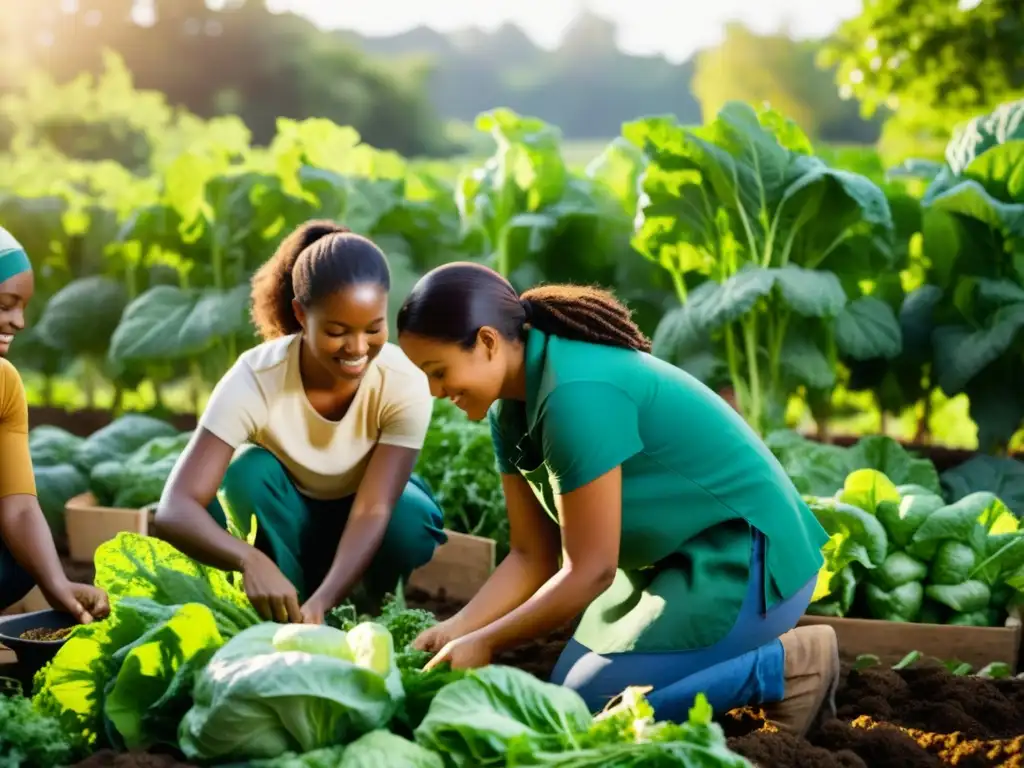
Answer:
[{"left": 155, "top": 220, "right": 446, "bottom": 625}]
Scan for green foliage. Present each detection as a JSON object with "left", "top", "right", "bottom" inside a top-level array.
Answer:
[
  {"left": 822, "top": 0, "right": 1024, "bottom": 137},
  {"left": 805, "top": 469, "right": 1024, "bottom": 626},
  {"left": 414, "top": 400, "right": 508, "bottom": 552},
  {"left": 627, "top": 101, "right": 899, "bottom": 434},
  {"left": 32, "top": 533, "right": 259, "bottom": 750},
  {"left": 0, "top": 691, "right": 78, "bottom": 768},
  {"left": 914, "top": 100, "right": 1024, "bottom": 451}
]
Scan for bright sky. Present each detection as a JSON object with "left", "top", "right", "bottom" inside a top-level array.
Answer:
[{"left": 269, "top": 0, "right": 864, "bottom": 63}]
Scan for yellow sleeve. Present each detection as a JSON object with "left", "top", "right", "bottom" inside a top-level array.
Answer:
[{"left": 0, "top": 359, "right": 36, "bottom": 498}]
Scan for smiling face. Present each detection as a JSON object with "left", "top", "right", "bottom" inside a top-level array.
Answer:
[
  {"left": 399, "top": 327, "right": 511, "bottom": 421},
  {"left": 294, "top": 282, "right": 388, "bottom": 381},
  {"left": 0, "top": 270, "right": 34, "bottom": 358}
]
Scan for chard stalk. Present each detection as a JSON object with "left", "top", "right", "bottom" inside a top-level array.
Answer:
[{"left": 741, "top": 316, "right": 763, "bottom": 433}]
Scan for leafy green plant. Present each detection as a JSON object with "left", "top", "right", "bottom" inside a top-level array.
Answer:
[
  {"left": 32, "top": 533, "right": 260, "bottom": 749},
  {"left": 807, "top": 469, "right": 1024, "bottom": 625},
  {"left": 915, "top": 99, "right": 1024, "bottom": 452},
  {"left": 414, "top": 399, "right": 508, "bottom": 554},
  {"left": 627, "top": 101, "right": 900, "bottom": 434},
  {"left": 179, "top": 620, "right": 405, "bottom": 761},
  {"left": 766, "top": 430, "right": 941, "bottom": 497},
  {"left": 0, "top": 691, "right": 79, "bottom": 768}
]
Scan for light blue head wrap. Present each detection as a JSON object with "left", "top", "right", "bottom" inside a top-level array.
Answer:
[{"left": 0, "top": 226, "right": 31, "bottom": 283}]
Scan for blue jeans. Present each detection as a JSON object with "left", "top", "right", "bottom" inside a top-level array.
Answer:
[{"left": 550, "top": 529, "right": 815, "bottom": 720}]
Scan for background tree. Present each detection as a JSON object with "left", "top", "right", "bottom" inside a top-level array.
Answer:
[{"left": 821, "top": 0, "right": 1024, "bottom": 158}]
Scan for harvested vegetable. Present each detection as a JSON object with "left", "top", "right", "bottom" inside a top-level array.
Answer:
[
  {"left": 414, "top": 665, "right": 593, "bottom": 765},
  {"left": 179, "top": 620, "right": 405, "bottom": 761}
]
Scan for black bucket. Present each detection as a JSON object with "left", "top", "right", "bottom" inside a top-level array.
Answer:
[{"left": 0, "top": 609, "right": 77, "bottom": 695}]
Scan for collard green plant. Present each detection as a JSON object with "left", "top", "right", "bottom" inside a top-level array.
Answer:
[
  {"left": 626, "top": 101, "right": 900, "bottom": 434},
  {"left": 806, "top": 469, "right": 1024, "bottom": 626},
  {"left": 916, "top": 100, "right": 1024, "bottom": 452}
]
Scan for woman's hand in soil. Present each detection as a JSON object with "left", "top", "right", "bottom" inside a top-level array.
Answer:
[
  {"left": 423, "top": 632, "right": 493, "bottom": 672},
  {"left": 412, "top": 616, "right": 466, "bottom": 653},
  {"left": 44, "top": 580, "right": 110, "bottom": 624},
  {"left": 241, "top": 549, "right": 302, "bottom": 623}
]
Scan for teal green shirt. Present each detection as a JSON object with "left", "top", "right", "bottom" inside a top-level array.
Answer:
[{"left": 489, "top": 329, "right": 828, "bottom": 654}]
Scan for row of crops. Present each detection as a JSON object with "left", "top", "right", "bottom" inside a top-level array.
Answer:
[
  {"left": 26, "top": 402, "right": 1024, "bottom": 629},
  {"left": 2, "top": 94, "right": 1024, "bottom": 454}
]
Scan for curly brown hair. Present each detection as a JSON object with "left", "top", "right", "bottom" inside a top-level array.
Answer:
[
  {"left": 250, "top": 220, "right": 391, "bottom": 341},
  {"left": 396, "top": 261, "right": 651, "bottom": 352}
]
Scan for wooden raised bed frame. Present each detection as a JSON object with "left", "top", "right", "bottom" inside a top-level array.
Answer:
[
  {"left": 798, "top": 614, "right": 1023, "bottom": 673},
  {"left": 64, "top": 492, "right": 150, "bottom": 564},
  {"left": 407, "top": 530, "right": 496, "bottom": 603}
]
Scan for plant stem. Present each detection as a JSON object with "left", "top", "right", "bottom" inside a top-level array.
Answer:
[{"left": 742, "top": 316, "right": 763, "bottom": 433}]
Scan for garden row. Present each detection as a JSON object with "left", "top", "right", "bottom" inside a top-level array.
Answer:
[
  {"left": 0, "top": 533, "right": 755, "bottom": 768},
  {"left": 3, "top": 77, "right": 1024, "bottom": 452},
  {"left": 21, "top": 405, "right": 1024, "bottom": 659},
  {"left": 2, "top": 534, "right": 1024, "bottom": 768}
]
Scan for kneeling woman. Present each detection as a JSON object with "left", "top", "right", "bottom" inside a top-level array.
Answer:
[
  {"left": 155, "top": 221, "right": 446, "bottom": 625},
  {"left": 397, "top": 262, "right": 838, "bottom": 735}
]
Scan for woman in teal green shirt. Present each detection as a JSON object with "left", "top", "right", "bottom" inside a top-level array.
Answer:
[{"left": 397, "top": 262, "right": 838, "bottom": 735}]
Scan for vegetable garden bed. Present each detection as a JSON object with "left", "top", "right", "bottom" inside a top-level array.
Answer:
[
  {"left": 3, "top": 558, "right": 1024, "bottom": 767},
  {"left": 414, "top": 591, "right": 1024, "bottom": 768}
]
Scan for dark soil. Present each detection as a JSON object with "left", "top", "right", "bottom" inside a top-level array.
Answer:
[
  {"left": 406, "top": 588, "right": 1024, "bottom": 768},
  {"left": 19, "top": 626, "right": 72, "bottom": 641}
]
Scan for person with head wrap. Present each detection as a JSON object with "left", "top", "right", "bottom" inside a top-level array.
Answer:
[{"left": 0, "top": 226, "right": 109, "bottom": 621}]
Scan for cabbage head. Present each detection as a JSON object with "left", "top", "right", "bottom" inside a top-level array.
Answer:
[{"left": 178, "top": 621, "right": 403, "bottom": 761}]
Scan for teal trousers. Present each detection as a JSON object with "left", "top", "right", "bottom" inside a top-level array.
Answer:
[{"left": 207, "top": 445, "right": 447, "bottom": 605}]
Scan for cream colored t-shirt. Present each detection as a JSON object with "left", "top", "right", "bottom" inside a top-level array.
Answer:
[{"left": 199, "top": 335, "right": 433, "bottom": 500}]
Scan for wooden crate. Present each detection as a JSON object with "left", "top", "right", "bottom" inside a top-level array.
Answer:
[
  {"left": 407, "top": 530, "right": 496, "bottom": 603},
  {"left": 798, "top": 614, "right": 1023, "bottom": 673},
  {"left": 65, "top": 492, "right": 148, "bottom": 564}
]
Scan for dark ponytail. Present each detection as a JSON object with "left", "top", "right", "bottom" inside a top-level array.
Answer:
[
  {"left": 250, "top": 219, "right": 391, "bottom": 341},
  {"left": 396, "top": 262, "right": 651, "bottom": 353}
]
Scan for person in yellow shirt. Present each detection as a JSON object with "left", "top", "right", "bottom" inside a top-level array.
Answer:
[
  {"left": 154, "top": 220, "right": 446, "bottom": 625},
  {"left": 0, "top": 226, "right": 109, "bottom": 621}
]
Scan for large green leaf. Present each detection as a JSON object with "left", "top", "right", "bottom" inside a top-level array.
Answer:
[
  {"left": 929, "top": 180, "right": 1024, "bottom": 244},
  {"left": 942, "top": 455, "right": 1024, "bottom": 519},
  {"left": 34, "top": 276, "right": 128, "bottom": 357},
  {"left": 932, "top": 304, "right": 1024, "bottom": 393},
  {"left": 651, "top": 285, "right": 725, "bottom": 385},
  {"left": 698, "top": 267, "right": 776, "bottom": 327},
  {"left": 108, "top": 284, "right": 252, "bottom": 364},
  {"left": 773, "top": 266, "right": 846, "bottom": 317},
  {"left": 780, "top": 330, "right": 835, "bottom": 390},
  {"left": 835, "top": 295, "right": 902, "bottom": 360}
]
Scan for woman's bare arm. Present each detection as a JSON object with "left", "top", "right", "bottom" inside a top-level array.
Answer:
[
  {"left": 445, "top": 473, "right": 563, "bottom": 635},
  {"left": 152, "top": 428, "right": 256, "bottom": 571},
  {"left": 309, "top": 443, "right": 419, "bottom": 606},
  {"left": 469, "top": 466, "right": 622, "bottom": 654}
]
